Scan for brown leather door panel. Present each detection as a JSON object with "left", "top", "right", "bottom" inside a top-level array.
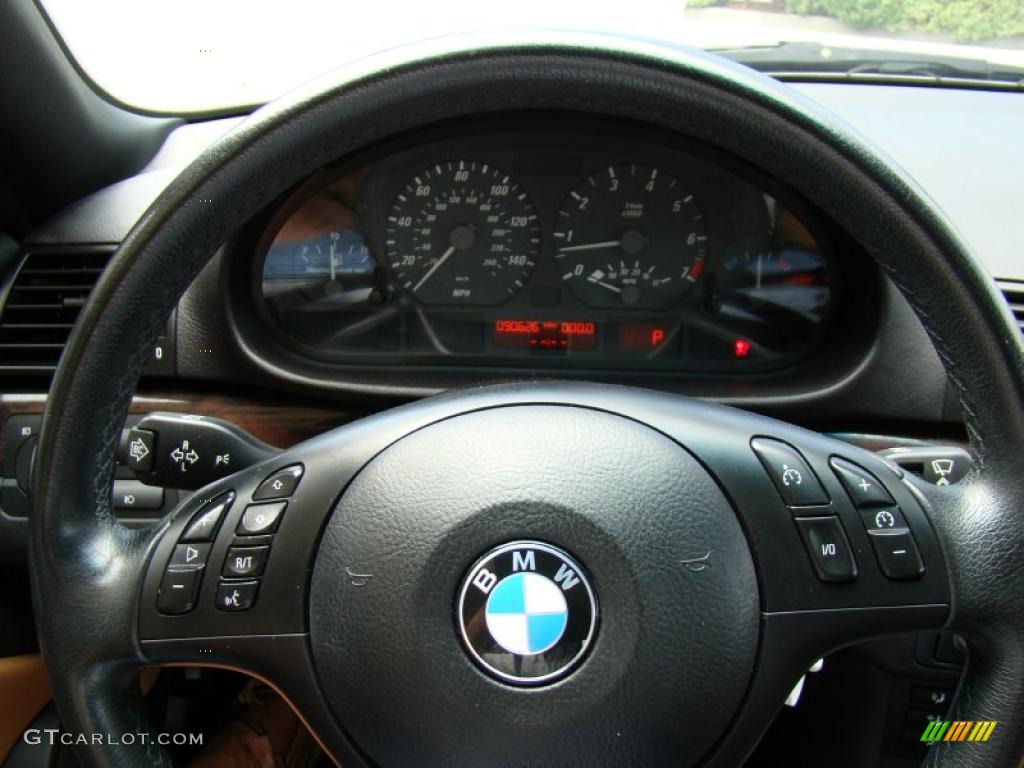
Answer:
[{"left": 0, "top": 654, "right": 51, "bottom": 761}]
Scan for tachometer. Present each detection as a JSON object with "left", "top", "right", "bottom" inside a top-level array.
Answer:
[
  {"left": 554, "top": 163, "right": 707, "bottom": 309},
  {"left": 385, "top": 160, "right": 540, "bottom": 305}
]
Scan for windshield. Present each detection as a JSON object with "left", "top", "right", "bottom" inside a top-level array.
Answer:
[{"left": 42, "top": 0, "right": 1024, "bottom": 114}]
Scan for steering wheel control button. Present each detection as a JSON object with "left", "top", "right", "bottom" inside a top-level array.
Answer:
[
  {"left": 858, "top": 504, "right": 907, "bottom": 532},
  {"left": 793, "top": 517, "right": 858, "bottom": 583},
  {"left": 180, "top": 491, "right": 235, "bottom": 542},
  {"left": 118, "top": 427, "right": 156, "bottom": 473},
  {"left": 253, "top": 465, "right": 304, "bottom": 500},
  {"left": 215, "top": 580, "right": 260, "bottom": 611},
  {"left": 868, "top": 528, "right": 925, "bottom": 580},
  {"left": 458, "top": 541, "right": 598, "bottom": 685},
  {"left": 157, "top": 568, "right": 202, "bottom": 615},
  {"left": 223, "top": 545, "right": 270, "bottom": 578},
  {"left": 751, "top": 438, "right": 829, "bottom": 507},
  {"left": 169, "top": 542, "right": 212, "bottom": 569},
  {"left": 111, "top": 479, "right": 164, "bottom": 511},
  {"left": 829, "top": 457, "right": 894, "bottom": 507},
  {"left": 236, "top": 501, "right": 286, "bottom": 535}
]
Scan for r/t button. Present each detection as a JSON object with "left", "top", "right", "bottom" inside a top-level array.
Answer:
[{"left": 223, "top": 545, "right": 270, "bottom": 578}]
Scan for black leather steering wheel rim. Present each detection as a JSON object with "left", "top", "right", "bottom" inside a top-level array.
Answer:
[{"left": 31, "top": 34, "right": 1024, "bottom": 767}]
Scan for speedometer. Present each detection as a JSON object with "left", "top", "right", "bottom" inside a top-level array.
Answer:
[
  {"left": 384, "top": 160, "right": 540, "bottom": 305},
  {"left": 554, "top": 163, "right": 707, "bottom": 309}
]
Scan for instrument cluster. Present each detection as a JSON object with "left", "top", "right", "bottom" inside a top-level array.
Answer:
[{"left": 252, "top": 125, "right": 836, "bottom": 372}]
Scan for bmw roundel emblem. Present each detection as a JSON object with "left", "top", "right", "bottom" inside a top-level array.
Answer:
[{"left": 457, "top": 540, "right": 598, "bottom": 685}]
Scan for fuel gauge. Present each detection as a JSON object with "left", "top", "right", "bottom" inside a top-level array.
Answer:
[{"left": 262, "top": 227, "right": 376, "bottom": 305}]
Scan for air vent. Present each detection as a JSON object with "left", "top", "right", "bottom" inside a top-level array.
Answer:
[
  {"left": 0, "top": 246, "right": 116, "bottom": 373},
  {"left": 997, "top": 279, "right": 1024, "bottom": 335}
]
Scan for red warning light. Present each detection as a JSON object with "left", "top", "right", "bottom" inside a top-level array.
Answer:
[
  {"left": 651, "top": 328, "right": 665, "bottom": 346},
  {"left": 734, "top": 338, "right": 752, "bottom": 359}
]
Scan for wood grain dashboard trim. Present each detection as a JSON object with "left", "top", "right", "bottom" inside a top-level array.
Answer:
[{"left": 0, "top": 391, "right": 361, "bottom": 467}]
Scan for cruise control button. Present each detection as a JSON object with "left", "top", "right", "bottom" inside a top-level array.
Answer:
[
  {"left": 169, "top": 542, "right": 211, "bottom": 568},
  {"left": 751, "top": 438, "right": 829, "bottom": 507},
  {"left": 868, "top": 528, "right": 925, "bottom": 580},
  {"left": 858, "top": 505, "right": 907, "bottom": 532},
  {"left": 181, "top": 492, "right": 235, "bottom": 542},
  {"left": 794, "top": 516, "right": 858, "bottom": 583},
  {"left": 830, "top": 457, "right": 894, "bottom": 507},
  {"left": 253, "top": 465, "right": 304, "bottom": 501},
  {"left": 112, "top": 479, "right": 164, "bottom": 511},
  {"left": 236, "top": 501, "right": 286, "bottom": 535},
  {"left": 157, "top": 568, "right": 202, "bottom": 614},
  {"left": 216, "top": 580, "right": 260, "bottom": 611},
  {"left": 223, "top": 545, "right": 270, "bottom": 578}
]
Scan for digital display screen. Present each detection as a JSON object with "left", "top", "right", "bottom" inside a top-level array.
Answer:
[{"left": 493, "top": 319, "right": 598, "bottom": 351}]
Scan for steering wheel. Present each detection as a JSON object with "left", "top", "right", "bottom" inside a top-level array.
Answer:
[{"left": 30, "top": 34, "right": 1024, "bottom": 767}]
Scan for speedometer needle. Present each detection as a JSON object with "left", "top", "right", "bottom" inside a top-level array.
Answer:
[
  {"left": 413, "top": 246, "right": 456, "bottom": 292},
  {"left": 557, "top": 240, "right": 622, "bottom": 253}
]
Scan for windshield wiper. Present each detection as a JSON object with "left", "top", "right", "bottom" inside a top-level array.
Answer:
[{"left": 712, "top": 41, "right": 1024, "bottom": 90}]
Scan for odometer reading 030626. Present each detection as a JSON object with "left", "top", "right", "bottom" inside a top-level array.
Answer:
[
  {"left": 384, "top": 160, "right": 540, "bottom": 305},
  {"left": 554, "top": 163, "right": 708, "bottom": 310}
]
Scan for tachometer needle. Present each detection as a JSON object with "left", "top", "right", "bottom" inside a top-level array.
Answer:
[
  {"left": 558, "top": 240, "right": 622, "bottom": 253},
  {"left": 596, "top": 280, "right": 622, "bottom": 293},
  {"left": 413, "top": 246, "right": 456, "bottom": 292}
]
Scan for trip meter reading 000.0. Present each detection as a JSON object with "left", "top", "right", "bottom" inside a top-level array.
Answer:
[
  {"left": 384, "top": 160, "right": 540, "bottom": 305},
  {"left": 554, "top": 163, "right": 707, "bottom": 310}
]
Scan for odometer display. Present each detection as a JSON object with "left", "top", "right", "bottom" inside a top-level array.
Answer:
[
  {"left": 554, "top": 163, "right": 708, "bottom": 309},
  {"left": 493, "top": 319, "right": 598, "bottom": 351},
  {"left": 385, "top": 160, "right": 540, "bottom": 305}
]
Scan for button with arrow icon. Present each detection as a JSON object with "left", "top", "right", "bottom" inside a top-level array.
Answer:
[
  {"left": 129, "top": 412, "right": 277, "bottom": 490},
  {"left": 253, "top": 464, "right": 304, "bottom": 501},
  {"left": 169, "top": 439, "right": 201, "bottom": 473},
  {"left": 118, "top": 428, "right": 155, "bottom": 472},
  {"left": 169, "top": 542, "right": 211, "bottom": 568}
]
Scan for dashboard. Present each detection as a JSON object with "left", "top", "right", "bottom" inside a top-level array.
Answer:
[
  {"left": 243, "top": 124, "right": 850, "bottom": 374},
  {"left": 3, "top": 20, "right": 1019, "bottom": 766}
]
